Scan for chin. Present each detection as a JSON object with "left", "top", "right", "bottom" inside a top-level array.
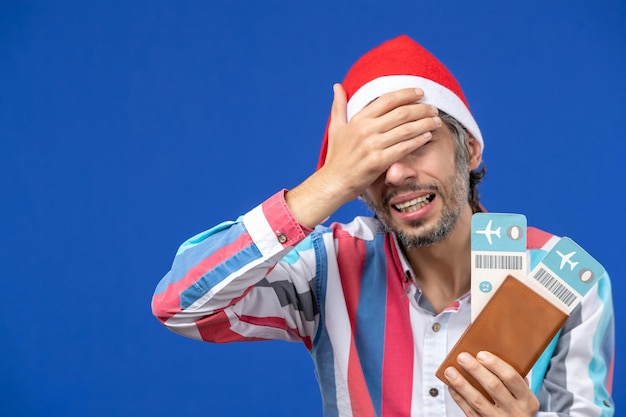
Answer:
[{"left": 391, "top": 214, "right": 458, "bottom": 249}]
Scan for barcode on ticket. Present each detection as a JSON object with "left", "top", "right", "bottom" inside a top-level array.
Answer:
[
  {"left": 533, "top": 267, "right": 578, "bottom": 306},
  {"left": 474, "top": 254, "right": 523, "bottom": 270}
]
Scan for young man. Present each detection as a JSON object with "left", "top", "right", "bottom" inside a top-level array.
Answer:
[{"left": 152, "top": 35, "right": 614, "bottom": 416}]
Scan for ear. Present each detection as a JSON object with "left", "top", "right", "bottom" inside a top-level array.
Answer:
[{"left": 466, "top": 134, "right": 482, "bottom": 170}]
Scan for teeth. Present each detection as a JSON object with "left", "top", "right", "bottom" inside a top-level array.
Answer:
[{"left": 394, "top": 195, "right": 431, "bottom": 212}]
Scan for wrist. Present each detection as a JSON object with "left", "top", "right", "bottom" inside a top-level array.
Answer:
[{"left": 286, "top": 169, "right": 353, "bottom": 228}]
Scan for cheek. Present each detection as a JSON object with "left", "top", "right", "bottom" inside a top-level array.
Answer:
[
  {"left": 364, "top": 175, "right": 385, "bottom": 198},
  {"left": 416, "top": 157, "right": 453, "bottom": 179},
  {"left": 361, "top": 185, "right": 388, "bottom": 212},
  {"left": 361, "top": 189, "right": 377, "bottom": 207}
]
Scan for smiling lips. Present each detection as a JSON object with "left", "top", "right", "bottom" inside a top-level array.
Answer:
[{"left": 393, "top": 194, "right": 435, "bottom": 213}]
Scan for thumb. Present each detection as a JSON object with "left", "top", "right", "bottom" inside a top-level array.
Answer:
[{"left": 329, "top": 83, "right": 347, "bottom": 134}]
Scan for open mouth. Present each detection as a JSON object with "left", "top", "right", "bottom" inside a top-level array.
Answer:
[{"left": 393, "top": 194, "right": 435, "bottom": 213}]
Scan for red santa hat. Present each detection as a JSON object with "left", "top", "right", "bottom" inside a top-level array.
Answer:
[{"left": 316, "top": 35, "right": 483, "bottom": 169}]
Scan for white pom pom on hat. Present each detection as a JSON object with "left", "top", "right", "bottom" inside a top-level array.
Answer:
[{"left": 316, "top": 34, "right": 483, "bottom": 170}]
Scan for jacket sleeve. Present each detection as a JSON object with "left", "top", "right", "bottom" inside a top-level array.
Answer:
[
  {"left": 151, "top": 190, "right": 320, "bottom": 348},
  {"left": 535, "top": 271, "right": 615, "bottom": 416}
]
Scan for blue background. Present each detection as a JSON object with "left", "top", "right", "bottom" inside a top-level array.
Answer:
[{"left": 1, "top": 1, "right": 624, "bottom": 416}]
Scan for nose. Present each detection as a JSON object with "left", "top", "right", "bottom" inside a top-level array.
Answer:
[{"left": 384, "top": 156, "right": 416, "bottom": 187}]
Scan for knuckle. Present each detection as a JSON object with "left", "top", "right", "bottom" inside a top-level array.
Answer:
[
  {"left": 397, "top": 122, "right": 415, "bottom": 137},
  {"left": 498, "top": 368, "right": 517, "bottom": 383},
  {"left": 378, "top": 93, "right": 396, "bottom": 106},
  {"left": 353, "top": 122, "right": 372, "bottom": 140},
  {"left": 394, "top": 106, "right": 411, "bottom": 121},
  {"left": 367, "top": 152, "right": 387, "bottom": 171},
  {"left": 531, "top": 397, "right": 540, "bottom": 412},
  {"left": 483, "top": 377, "right": 502, "bottom": 393},
  {"left": 350, "top": 111, "right": 365, "bottom": 123},
  {"left": 361, "top": 135, "right": 379, "bottom": 153},
  {"left": 468, "top": 395, "right": 488, "bottom": 410},
  {"left": 370, "top": 94, "right": 391, "bottom": 110}
]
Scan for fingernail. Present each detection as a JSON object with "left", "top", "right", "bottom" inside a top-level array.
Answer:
[
  {"left": 477, "top": 351, "right": 489, "bottom": 361},
  {"left": 433, "top": 116, "right": 442, "bottom": 126},
  {"left": 445, "top": 367, "right": 458, "bottom": 379},
  {"left": 415, "top": 88, "right": 424, "bottom": 95},
  {"left": 431, "top": 105, "right": 439, "bottom": 115},
  {"left": 457, "top": 352, "right": 470, "bottom": 364}
]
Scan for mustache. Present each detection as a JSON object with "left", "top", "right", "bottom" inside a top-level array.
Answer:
[{"left": 382, "top": 183, "right": 440, "bottom": 207}]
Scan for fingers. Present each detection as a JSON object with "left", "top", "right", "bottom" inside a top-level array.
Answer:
[
  {"left": 354, "top": 88, "right": 440, "bottom": 149},
  {"left": 474, "top": 351, "right": 539, "bottom": 407},
  {"left": 444, "top": 364, "right": 496, "bottom": 415},
  {"left": 336, "top": 85, "right": 433, "bottom": 126},
  {"left": 352, "top": 88, "right": 436, "bottom": 135},
  {"left": 445, "top": 351, "right": 540, "bottom": 416},
  {"left": 383, "top": 110, "right": 441, "bottom": 145},
  {"left": 448, "top": 387, "right": 482, "bottom": 417},
  {"left": 376, "top": 101, "right": 439, "bottom": 136},
  {"left": 330, "top": 85, "right": 438, "bottom": 147},
  {"left": 457, "top": 352, "right": 511, "bottom": 403},
  {"left": 355, "top": 87, "right": 425, "bottom": 119}
]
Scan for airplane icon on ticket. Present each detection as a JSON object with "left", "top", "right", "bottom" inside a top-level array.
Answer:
[
  {"left": 556, "top": 250, "right": 579, "bottom": 271},
  {"left": 476, "top": 220, "right": 501, "bottom": 245}
]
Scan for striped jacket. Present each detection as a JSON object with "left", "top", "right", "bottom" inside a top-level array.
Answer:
[{"left": 152, "top": 190, "right": 614, "bottom": 416}]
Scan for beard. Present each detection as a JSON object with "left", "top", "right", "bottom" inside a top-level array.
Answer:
[{"left": 362, "top": 167, "right": 470, "bottom": 248}]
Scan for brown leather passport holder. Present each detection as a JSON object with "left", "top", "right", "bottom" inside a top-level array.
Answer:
[{"left": 435, "top": 275, "right": 568, "bottom": 402}]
